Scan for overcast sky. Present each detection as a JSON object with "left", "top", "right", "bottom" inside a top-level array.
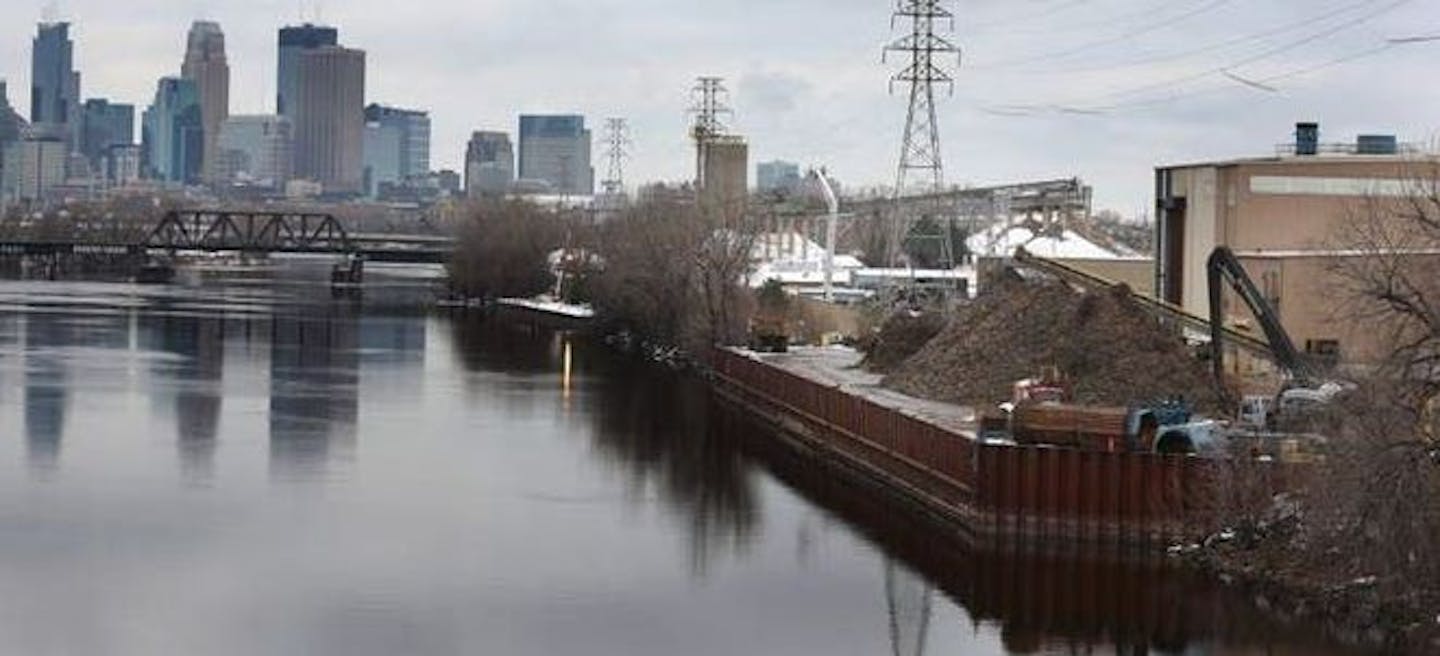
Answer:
[{"left": 1, "top": 0, "right": 1437, "bottom": 212}]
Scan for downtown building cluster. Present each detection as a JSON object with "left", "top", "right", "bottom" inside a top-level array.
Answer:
[{"left": 0, "top": 18, "right": 602, "bottom": 210}]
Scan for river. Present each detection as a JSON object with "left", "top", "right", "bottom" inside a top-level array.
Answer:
[{"left": 0, "top": 265, "right": 1374, "bottom": 655}]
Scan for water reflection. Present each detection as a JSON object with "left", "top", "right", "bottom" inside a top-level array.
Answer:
[
  {"left": 707, "top": 396, "right": 1374, "bottom": 656},
  {"left": 143, "top": 312, "right": 226, "bottom": 482},
  {"left": 269, "top": 308, "right": 359, "bottom": 481},
  {"left": 23, "top": 312, "right": 69, "bottom": 474},
  {"left": 448, "top": 317, "right": 761, "bottom": 576}
]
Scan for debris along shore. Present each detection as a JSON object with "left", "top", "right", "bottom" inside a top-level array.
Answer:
[{"left": 876, "top": 278, "right": 1221, "bottom": 412}]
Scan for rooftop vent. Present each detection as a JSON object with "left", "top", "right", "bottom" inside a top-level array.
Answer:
[
  {"left": 1356, "top": 134, "right": 1398, "bottom": 155},
  {"left": 1295, "top": 122, "right": 1319, "bottom": 156}
]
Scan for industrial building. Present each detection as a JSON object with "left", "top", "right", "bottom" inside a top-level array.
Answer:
[
  {"left": 1155, "top": 123, "right": 1440, "bottom": 365},
  {"left": 757, "top": 160, "right": 801, "bottom": 194},
  {"left": 697, "top": 135, "right": 748, "bottom": 219}
]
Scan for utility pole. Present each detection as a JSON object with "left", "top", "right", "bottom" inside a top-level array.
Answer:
[
  {"left": 600, "top": 117, "right": 631, "bottom": 197},
  {"left": 689, "top": 76, "right": 732, "bottom": 190},
  {"left": 885, "top": 0, "right": 961, "bottom": 275}
]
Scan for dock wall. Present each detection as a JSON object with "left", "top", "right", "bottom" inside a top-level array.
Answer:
[{"left": 711, "top": 348, "right": 1234, "bottom": 545}]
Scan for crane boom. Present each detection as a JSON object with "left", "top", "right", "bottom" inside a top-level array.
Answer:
[{"left": 1207, "top": 246, "right": 1316, "bottom": 402}]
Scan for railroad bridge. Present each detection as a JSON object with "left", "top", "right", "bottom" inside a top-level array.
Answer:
[{"left": 0, "top": 209, "right": 455, "bottom": 264}]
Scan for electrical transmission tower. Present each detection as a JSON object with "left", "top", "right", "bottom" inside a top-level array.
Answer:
[
  {"left": 884, "top": 0, "right": 962, "bottom": 274},
  {"left": 600, "top": 118, "right": 631, "bottom": 196},
  {"left": 689, "top": 76, "right": 733, "bottom": 189}
]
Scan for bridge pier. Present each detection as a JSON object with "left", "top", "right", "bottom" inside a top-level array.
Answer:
[{"left": 331, "top": 255, "right": 364, "bottom": 288}]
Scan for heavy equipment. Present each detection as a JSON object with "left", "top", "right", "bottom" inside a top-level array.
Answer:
[{"left": 1207, "top": 246, "right": 1347, "bottom": 430}]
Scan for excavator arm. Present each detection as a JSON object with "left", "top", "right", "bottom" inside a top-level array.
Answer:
[{"left": 1208, "top": 246, "right": 1316, "bottom": 404}]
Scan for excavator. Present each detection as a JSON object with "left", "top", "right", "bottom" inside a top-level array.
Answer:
[{"left": 1207, "top": 246, "right": 1347, "bottom": 431}]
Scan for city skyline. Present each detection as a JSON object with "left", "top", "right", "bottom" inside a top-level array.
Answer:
[{"left": 1, "top": 1, "right": 1437, "bottom": 210}]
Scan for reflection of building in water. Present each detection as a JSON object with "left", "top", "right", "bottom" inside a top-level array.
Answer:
[
  {"left": 269, "top": 310, "right": 359, "bottom": 479},
  {"left": 356, "top": 315, "right": 425, "bottom": 366},
  {"left": 144, "top": 313, "right": 226, "bottom": 481},
  {"left": 22, "top": 313, "right": 69, "bottom": 473}
]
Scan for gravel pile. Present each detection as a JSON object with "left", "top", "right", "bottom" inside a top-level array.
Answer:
[{"left": 882, "top": 279, "right": 1220, "bottom": 410}]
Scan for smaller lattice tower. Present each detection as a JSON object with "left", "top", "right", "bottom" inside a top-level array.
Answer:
[
  {"left": 600, "top": 118, "right": 631, "bottom": 196},
  {"left": 689, "top": 76, "right": 732, "bottom": 188}
]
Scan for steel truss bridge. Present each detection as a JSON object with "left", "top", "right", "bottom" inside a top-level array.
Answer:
[{"left": 0, "top": 210, "right": 454, "bottom": 264}]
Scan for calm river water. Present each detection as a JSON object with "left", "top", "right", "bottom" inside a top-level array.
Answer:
[{"left": 0, "top": 266, "right": 1373, "bottom": 655}]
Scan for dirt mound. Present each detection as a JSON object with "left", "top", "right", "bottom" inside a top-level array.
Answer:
[
  {"left": 859, "top": 311, "right": 947, "bottom": 374},
  {"left": 884, "top": 279, "right": 1220, "bottom": 410}
]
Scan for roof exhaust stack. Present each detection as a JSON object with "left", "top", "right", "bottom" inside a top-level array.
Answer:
[{"left": 1295, "top": 122, "right": 1319, "bottom": 156}]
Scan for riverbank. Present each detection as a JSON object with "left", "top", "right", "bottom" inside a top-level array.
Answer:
[{"left": 1190, "top": 532, "right": 1440, "bottom": 654}]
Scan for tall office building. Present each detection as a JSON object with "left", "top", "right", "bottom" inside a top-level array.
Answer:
[
  {"left": 362, "top": 120, "right": 401, "bottom": 197},
  {"left": 293, "top": 46, "right": 365, "bottom": 194},
  {"left": 141, "top": 77, "right": 203, "bottom": 184},
  {"left": 216, "top": 115, "right": 292, "bottom": 188},
  {"left": 0, "top": 82, "right": 25, "bottom": 145},
  {"left": 181, "top": 21, "right": 230, "bottom": 185},
  {"left": 465, "top": 131, "right": 514, "bottom": 197},
  {"left": 364, "top": 104, "right": 430, "bottom": 180},
  {"left": 517, "top": 115, "right": 593, "bottom": 196},
  {"left": 79, "top": 99, "right": 134, "bottom": 169},
  {"left": 2, "top": 136, "right": 68, "bottom": 204},
  {"left": 30, "top": 22, "right": 81, "bottom": 148},
  {"left": 276, "top": 24, "right": 338, "bottom": 118}
]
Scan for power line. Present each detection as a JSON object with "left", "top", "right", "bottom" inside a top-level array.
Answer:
[
  {"left": 982, "top": 0, "right": 1416, "bottom": 115},
  {"left": 976, "top": 0, "right": 1237, "bottom": 70},
  {"left": 1027, "top": 0, "right": 1385, "bottom": 75}
]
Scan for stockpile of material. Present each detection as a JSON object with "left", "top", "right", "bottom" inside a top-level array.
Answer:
[
  {"left": 882, "top": 279, "right": 1219, "bottom": 410},
  {"left": 859, "top": 310, "right": 947, "bottom": 374}
]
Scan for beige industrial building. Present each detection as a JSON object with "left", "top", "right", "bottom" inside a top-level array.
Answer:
[
  {"left": 697, "top": 135, "right": 748, "bottom": 220},
  {"left": 1155, "top": 125, "right": 1440, "bottom": 365}
]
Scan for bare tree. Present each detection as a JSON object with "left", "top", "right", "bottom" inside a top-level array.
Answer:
[
  {"left": 591, "top": 193, "right": 759, "bottom": 353},
  {"left": 448, "top": 198, "right": 566, "bottom": 301}
]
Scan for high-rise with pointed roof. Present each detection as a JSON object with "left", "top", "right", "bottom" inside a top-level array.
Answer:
[
  {"left": 30, "top": 22, "right": 80, "bottom": 149},
  {"left": 181, "top": 21, "right": 230, "bottom": 185}
]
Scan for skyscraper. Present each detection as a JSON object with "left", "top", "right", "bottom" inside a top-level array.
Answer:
[
  {"left": 362, "top": 120, "right": 401, "bottom": 197},
  {"left": 465, "top": 131, "right": 513, "bottom": 197},
  {"left": 181, "top": 21, "right": 230, "bottom": 185},
  {"left": 517, "top": 115, "right": 593, "bottom": 196},
  {"left": 364, "top": 104, "right": 430, "bottom": 180},
  {"left": 2, "top": 136, "right": 67, "bottom": 205},
  {"left": 141, "top": 77, "right": 202, "bottom": 184},
  {"left": 293, "top": 46, "right": 365, "bottom": 194},
  {"left": 216, "top": 115, "right": 292, "bottom": 188},
  {"left": 30, "top": 22, "right": 81, "bottom": 148},
  {"left": 276, "top": 24, "right": 338, "bottom": 118},
  {"left": 79, "top": 99, "right": 134, "bottom": 169}
]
